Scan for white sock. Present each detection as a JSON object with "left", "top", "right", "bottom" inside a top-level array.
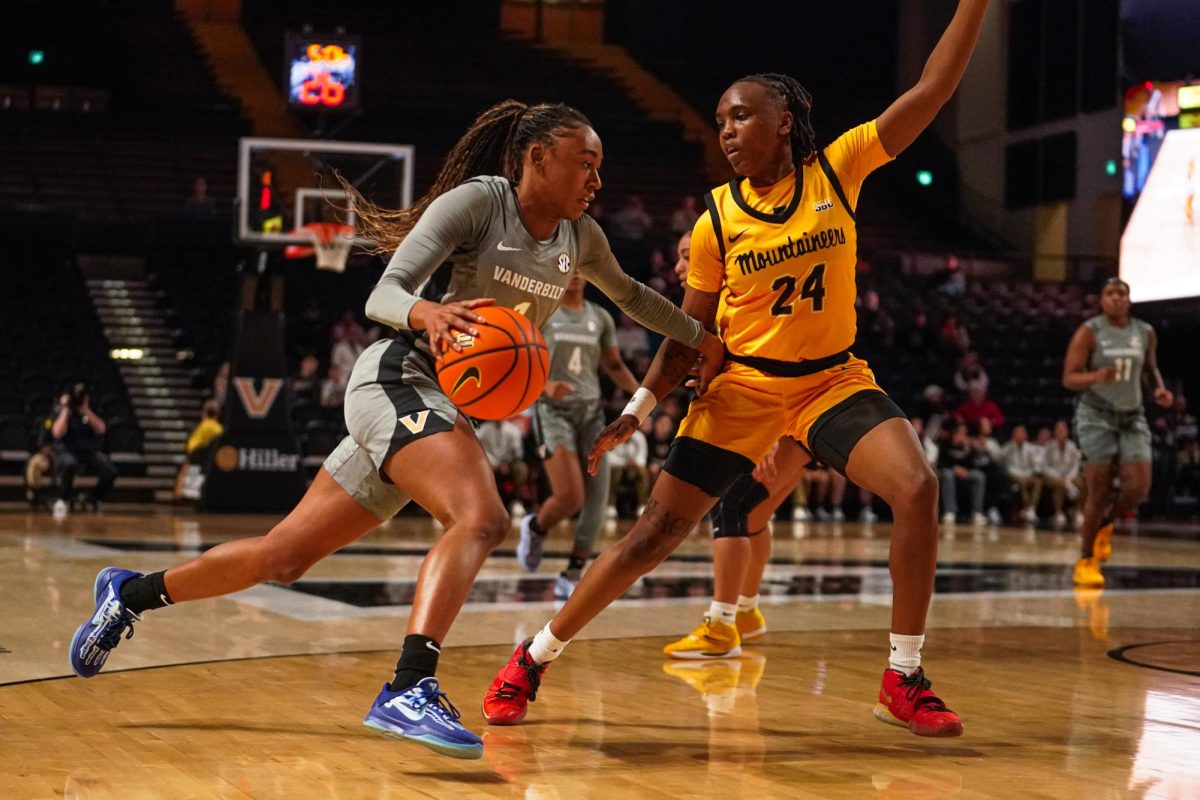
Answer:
[
  {"left": 528, "top": 623, "right": 570, "bottom": 664},
  {"left": 707, "top": 600, "right": 737, "bottom": 625},
  {"left": 889, "top": 633, "right": 924, "bottom": 675},
  {"left": 736, "top": 594, "right": 759, "bottom": 613}
]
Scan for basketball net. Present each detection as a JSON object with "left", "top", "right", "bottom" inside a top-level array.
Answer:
[{"left": 283, "top": 222, "right": 355, "bottom": 273}]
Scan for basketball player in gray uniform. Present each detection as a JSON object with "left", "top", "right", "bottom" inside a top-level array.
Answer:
[
  {"left": 517, "top": 272, "right": 640, "bottom": 599},
  {"left": 68, "top": 100, "right": 723, "bottom": 759},
  {"left": 1063, "top": 277, "right": 1173, "bottom": 587}
]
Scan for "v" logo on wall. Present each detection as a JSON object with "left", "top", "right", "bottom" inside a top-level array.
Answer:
[
  {"left": 399, "top": 411, "right": 429, "bottom": 434},
  {"left": 233, "top": 377, "right": 283, "bottom": 419}
]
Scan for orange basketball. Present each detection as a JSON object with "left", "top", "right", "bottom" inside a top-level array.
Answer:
[{"left": 436, "top": 305, "right": 550, "bottom": 420}]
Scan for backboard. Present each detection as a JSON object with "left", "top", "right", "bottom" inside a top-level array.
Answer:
[{"left": 236, "top": 137, "right": 415, "bottom": 248}]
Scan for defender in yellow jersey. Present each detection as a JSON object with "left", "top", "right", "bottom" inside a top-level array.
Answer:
[{"left": 484, "top": 0, "right": 991, "bottom": 741}]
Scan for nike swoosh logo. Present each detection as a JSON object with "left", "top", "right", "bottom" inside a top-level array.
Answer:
[
  {"left": 451, "top": 366, "right": 482, "bottom": 395},
  {"left": 386, "top": 698, "right": 425, "bottom": 721},
  {"left": 497, "top": 242, "right": 521, "bottom": 252},
  {"left": 425, "top": 641, "right": 441, "bottom": 654},
  {"left": 160, "top": 594, "right": 171, "bottom": 605},
  {"left": 890, "top": 645, "right": 897, "bottom": 651},
  {"left": 728, "top": 229, "right": 748, "bottom": 243}
]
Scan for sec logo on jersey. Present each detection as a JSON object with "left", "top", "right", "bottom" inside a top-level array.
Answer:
[{"left": 557, "top": 253, "right": 571, "bottom": 273}]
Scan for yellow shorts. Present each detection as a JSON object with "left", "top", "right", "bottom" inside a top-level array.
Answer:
[{"left": 675, "top": 355, "right": 884, "bottom": 464}]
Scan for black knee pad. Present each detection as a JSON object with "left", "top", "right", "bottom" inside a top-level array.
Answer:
[
  {"left": 806, "top": 390, "right": 905, "bottom": 474},
  {"left": 712, "top": 473, "right": 770, "bottom": 538}
]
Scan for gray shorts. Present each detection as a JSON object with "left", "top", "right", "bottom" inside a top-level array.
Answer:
[
  {"left": 323, "top": 336, "right": 460, "bottom": 520},
  {"left": 534, "top": 401, "right": 606, "bottom": 457},
  {"left": 1074, "top": 402, "right": 1152, "bottom": 465}
]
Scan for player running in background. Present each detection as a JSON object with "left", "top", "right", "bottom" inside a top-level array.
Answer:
[
  {"left": 518, "top": 272, "right": 641, "bottom": 599},
  {"left": 1063, "top": 277, "right": 1173, "bottom": 587}
]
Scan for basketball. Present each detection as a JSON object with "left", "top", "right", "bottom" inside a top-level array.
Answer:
[{"left": 436, "top": 305, "right": 550, "bottom": 420}]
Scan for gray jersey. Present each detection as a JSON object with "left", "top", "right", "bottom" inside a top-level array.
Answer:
[
  {"left": 363, "top": 176, "right": 703, "bottom": 357},
  {"left": 543, "top": 301, "right": 615, "bottom": 409},
  {"left": 1083, "top": 315, "right": 1153, "bottom": 412}
]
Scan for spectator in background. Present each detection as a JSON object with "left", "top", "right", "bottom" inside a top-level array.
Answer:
[
  {"left": 1170, "top": 395, "right": 1197, "bottom": 442},
  {"left": 1034, "top": 426, "right": 1052, "bottom": 450},
  {"left": 174, "top": 399, "right": 224, "bottom": 502},
  {"left": 972, "top": 418, "right": 1005, "bottom": 526},
  {"left": 915, "top": 384, "right": 948, "bottom": 443},
  {"left": 476, "top": 418, "right": 529, "bottom": 513},
  {"left": 1176, "top": 438, "right": 1200, "bottom": 505},
  {"left": 938, "top": 421, "right": 986, "bottom": 526},
  {"left": 50, "top": 382, "right": 117, "bottom": 519},
  {"left": 954, "top": 384, "right": 1005, "bottom": 430},
  {"left": 608, "top": 422, "right": 649, "bottom": 519},
  {"left": 912, "top": 417, "right": 938, "bottom": 468},
  {"left": 1041, "top": 420, "right": 1084, "bottom": 528},
  {"left": 330, "top": 308, "right": 365, "bottom": 346},
  {"left": 608, "top": 195, "right": 654, "bottom": 243},
  {"left": 953, "top": 351, "right": 989, "bottom": 397},
  {"left": 903, "top": 309, "right": 935, "bottom": 357},
  {"left": 292, "top": 353, "right": 321, "bottom": 408},
  {"left": 331, "top": 324, "right": 365, "bottom": 378},
  {"left": 935, "top": 254, "right": 967, "bottom": 297},
  {"left": 1001, "top": 424, "right": 1043, "bottom": 524},
  {"left": 319, "top": 365, "right": 347, "bottom": 409},
  {"left": 183, "top": 176, "right": 216, "bottom": 220},
  {"left": 939, "top": 313, "right": 971, "bottom": 355},
  {"left": 668, "top": 195, "right": 700, "bottom": 238},
  {"left": 615, "top": 313, "right": 651, "bottom": 365},
  {"left": 858, "top": 289, "right": 895, "bottom": 350}
]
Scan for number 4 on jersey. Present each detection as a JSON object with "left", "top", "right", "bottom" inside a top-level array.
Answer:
[{"left": 770, "top": 262, "right": 826, "bottom": 316}]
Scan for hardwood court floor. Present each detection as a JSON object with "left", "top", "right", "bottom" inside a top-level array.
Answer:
[{"left": 2, "top": 510, "right": 1199, "bottom": 798}]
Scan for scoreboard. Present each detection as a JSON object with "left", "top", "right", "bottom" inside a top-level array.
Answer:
[{"left": 285, "top": 33, "right": 360, "bottom": 111}]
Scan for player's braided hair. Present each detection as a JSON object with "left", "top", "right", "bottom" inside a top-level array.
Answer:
[
  {"left": 735, "top": 73, "right": 817, "bottom": 165},
  {"left": 344, "top": 100, "right": 592, "bottom": 254}
]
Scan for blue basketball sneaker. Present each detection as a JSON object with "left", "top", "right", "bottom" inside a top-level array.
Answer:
[
  {"left": 363, "top": 677, "right": 483, "bottom": 759},
  {"left": 69, "top": 567, "right": 142, "bottom": 678}
]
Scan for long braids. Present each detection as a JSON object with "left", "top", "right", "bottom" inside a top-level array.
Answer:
[
  {"left": 343, "top": 100, "right": 592, "bottom": 254},
  {"left": 736, "top": 72, "right": 817, "bottom": 165}
]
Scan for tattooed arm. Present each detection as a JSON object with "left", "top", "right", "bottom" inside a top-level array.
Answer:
[
  {"left": 638, "top": 287, "right": 722, "bottom": 401},
  {"left": 587, "top": 287, "right": 722, "bottom": 474}
]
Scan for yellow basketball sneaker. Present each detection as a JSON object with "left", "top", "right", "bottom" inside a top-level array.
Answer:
[
  {"left": 663, "top": 617, "right": 742, "bottom": 659},
  {"left": 1092, "top": 521, "right": 1114, "bottom": 563},
  {"left": 735, "top": 608, "right": 767, "bottom": 642},
  {"left": 1073, "top": 556, "right": 1105, "bottom": 588}
]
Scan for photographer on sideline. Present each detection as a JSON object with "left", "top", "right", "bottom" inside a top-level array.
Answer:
[{"left": 51, "top": 382, "right": 117, "bottom": 518}]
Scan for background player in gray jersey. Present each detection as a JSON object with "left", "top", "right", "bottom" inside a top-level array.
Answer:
[
  {"left": 517, "top": 272, "right": 641, "bottom": 599},
  {"left": 68, "top": 100, "right": 724, "bottom": 760},
  {"left": 1063, "top": 278, "right": 1173, "bottom": 587}
]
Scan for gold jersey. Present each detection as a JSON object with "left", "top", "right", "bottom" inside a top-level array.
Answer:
[{"left": 689, "top": 120, "right": 892, "bottom": 362}]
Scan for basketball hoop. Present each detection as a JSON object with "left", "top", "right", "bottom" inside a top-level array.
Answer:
[{"left": 283, "top": 222, "right": 356, "bottom": 273}]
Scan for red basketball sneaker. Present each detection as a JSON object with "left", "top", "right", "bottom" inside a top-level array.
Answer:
[
  {"left": 873, "top": 667, "right": 963, "bottom": 738},
  {"left": 482, "top": 640, "right": 549, "bottom": 725}
]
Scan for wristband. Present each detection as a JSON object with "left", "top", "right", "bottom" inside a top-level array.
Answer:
[{"left": 621, "top": 387, "right": 657, "bottom": 423}]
